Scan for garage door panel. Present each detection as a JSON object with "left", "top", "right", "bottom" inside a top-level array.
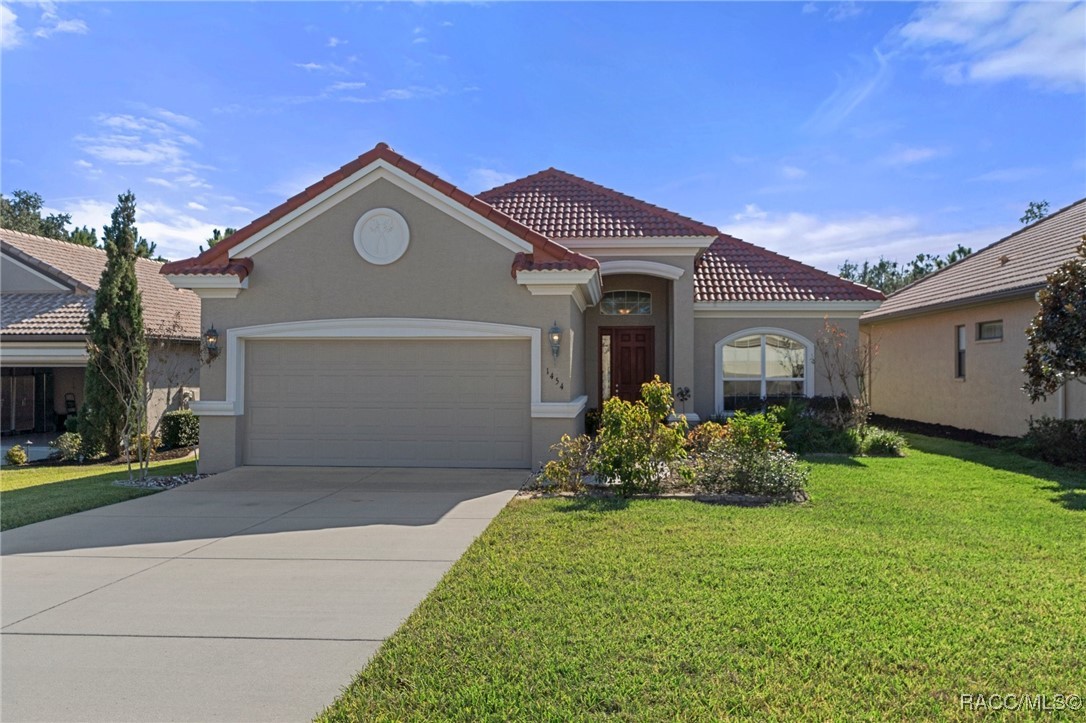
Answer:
[{"left": 243, "top": 339, "right": 531, "bottom": 468}]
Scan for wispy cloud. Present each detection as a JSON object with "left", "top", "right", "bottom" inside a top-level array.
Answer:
[
  {"left": 1, "top": 4, "right": 25, "bottom": 49},
  {"left": 898, "top": 2, "right": 1086, "bottom": 92},
  {"left": 879, "top": 145, "right": 946, "bottom": 167},
  {"left": 327, "top": 36, "right": 345, "bottom": 48},
  {"left": 803, "top": 49, "right": 890, "bottom": 133},
  {"left": 186, "top": 201, "right": 207, "bottom": 211},
  {"left": 338, "top": 85, "right": 458, "bottom": 104},
  {"left": 970, "top": 166, "right": 1044, "bottom": 183},
  {"left": 465, "top": 168, "right": 517, "bottom": 193},
  {"left": 328, "top": 81, "right": 367, "bottom": 92},
  {"left": 295, "top": 61, "right": 346, "bottom": 74},
  {"left": 720, "top": 206, "right": 1010, "bottom": 270},
  {"left": 780, "top": 165, "right": 808, "bottom": 180}
]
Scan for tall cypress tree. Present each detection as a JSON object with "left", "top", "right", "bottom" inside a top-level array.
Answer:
[{"left": 82, "top": 191, "right": 148, "bottom": 457}]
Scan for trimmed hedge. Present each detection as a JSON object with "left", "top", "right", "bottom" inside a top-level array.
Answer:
[{"left": 161, "top": 409, "right": 199, "bottom": 449}]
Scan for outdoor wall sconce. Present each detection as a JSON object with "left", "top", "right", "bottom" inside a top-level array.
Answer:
[
  {"left": 549, "top": 322, "right": 562, "bottom": 360},
  {"left": 204, "top": 325, "right": 220, "bottom": 358}
]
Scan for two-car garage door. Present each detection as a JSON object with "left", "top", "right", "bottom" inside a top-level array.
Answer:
[{"left": 244, "top": 339, "right": 531, "bottom": 468}]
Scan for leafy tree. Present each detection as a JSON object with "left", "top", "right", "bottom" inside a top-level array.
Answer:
[
  {"left": 1020, "top": 200, "right": 1050, "bottom": 225},
  {"left": 207, "top": 227, "right": 237, "bottom": 247},
  {"left": 0, "top": 190, "right": 72, "bottom": 240},
  {"left": 82, "top": 191, "right": 148, "bottom": 459},
  {"left": 68, "top": 225, "right": 98, "bottom": 247},
  {"left": 1022, "top": 237, "right": 1086, "bottom": 402},
  {"left": 838, "top": 244, "right": 972, "bottom": 294}
]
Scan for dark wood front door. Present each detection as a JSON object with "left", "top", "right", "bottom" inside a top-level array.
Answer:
[{"left": 600, "top": 327, "right": 655, "bottom": 402}]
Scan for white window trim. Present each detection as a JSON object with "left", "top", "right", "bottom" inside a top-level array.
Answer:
[
  {"left": 599, "top": 259, "right": 685, "bottom": 280},
  {"left": 189, "top": 317, "right": 583, "bottom": 420},
  {"left": 713, "top": 327, "right": 814, "bottom": 415}
]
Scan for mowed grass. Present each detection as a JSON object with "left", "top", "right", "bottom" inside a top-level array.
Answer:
[
  {"left": 1, "top": 457, "right": 197, "bottom": 530},
  {"left": 320, "top": 435, "right": 1085, "bottom": 722}
]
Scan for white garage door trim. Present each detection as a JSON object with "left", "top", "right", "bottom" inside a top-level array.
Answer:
[{"left": 190, "top": 317, "right": 586, "bottom": 419}]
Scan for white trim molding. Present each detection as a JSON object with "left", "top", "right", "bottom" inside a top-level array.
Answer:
[
  {"left": 226, "top": 160, "right": 535, "bottom": 261},
  {"left": 515, "top": 269, "right": 603, "bottom": 312},
  {"left": 0, "top": 342, "right": 87, "bottom": 367},
  {"left": 165, "top": 274, "right": 250, "bottom": 299},
  {"left": 695, "top": 300, "right": 881, "bottom": 319},
  {"left": 713, "top": 327, "right": 815, "bottom": 416},
  {"left": 599, "top": 259, "right": 685, "bottom": 280},
  {"left": 195, "top": 317, "right": 584, "bottom": 420},
  {"left": 560, "top": 236, "right": 715, "bottom": 257},
  {"left": 532, "top": 395, "right": 588, "bottom": 418}
]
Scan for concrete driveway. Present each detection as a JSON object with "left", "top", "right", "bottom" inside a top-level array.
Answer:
[{"left": 0, "top": 466, "right": 526, "bottom": 722}]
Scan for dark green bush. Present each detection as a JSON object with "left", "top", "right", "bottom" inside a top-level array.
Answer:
[
  {"left": 1018, "top": 417, "right": 1086, "bottom": 466},
  {"left": 64, "top": 413, "right": 80, "bottom": 434},
  {"left": 725, "top": 411, "right": 784, "bottom": 453},
  {"left": 162, "top": 409, "right": 200, "bottom": 449},
  {"left": 584, "top": 408, "right": 601, "bottom": 437},
  {"left": 861, "top": 427, "right": 908, "bottom": 456},
  {"left": 50, "top": 432, "right": 84, "bottom": 462}
]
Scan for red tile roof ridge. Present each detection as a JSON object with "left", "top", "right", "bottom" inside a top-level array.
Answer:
[
  {"left": 479, "top": 167, "right": 721, "bottom": 238},
  {"left": 161, "top": 143, "right": 596, "bottom": 276}
]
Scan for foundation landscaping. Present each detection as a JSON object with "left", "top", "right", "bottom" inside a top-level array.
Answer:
[{"left": 317, "top": 379, "right": 1083, "bottom": 721}]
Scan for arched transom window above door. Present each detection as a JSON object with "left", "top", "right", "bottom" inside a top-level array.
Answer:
[
  {"left": 714, "top": 329, "right": 814, "bottom": 412},
  {"left": 601, "top": 290, "right": 651, "bottom": 315}
]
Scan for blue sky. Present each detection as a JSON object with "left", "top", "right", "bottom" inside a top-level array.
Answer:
[{"left": 2, "top": 1, "right": 1084, "bottom": 271}]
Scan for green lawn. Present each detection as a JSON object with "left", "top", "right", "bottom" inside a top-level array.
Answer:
[
  {"left": 1, "top": 457, "right": 197, "bottom": 530},
  {"left": 320, "top": 435, "right": 1085, "bottom": 722}
]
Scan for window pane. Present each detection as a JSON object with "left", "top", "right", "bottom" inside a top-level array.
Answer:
[
  {"left": 723, "top": 380, "right": 762, "bottom": 410},
  {"left": 765, "top": 335, "right": 805, "bottom": 379},
  {"left": 601, "top": 335, "right": 612, "bottom": 400},
  {"left": 601, "top": 290, "right": 651, "bottom": 316},
  {"left": 977, "top": 321, "right": 1003, "bottom": 340},
  {"left": 723, "top": 336, "right": 761, "bottom": 379},
  {"left": 766, "top": 380, "right": 804, "bottom": 397}
]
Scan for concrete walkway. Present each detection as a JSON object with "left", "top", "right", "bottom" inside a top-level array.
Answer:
[{"left": 0, "top": 466, "right": 526, "bottom": 722}]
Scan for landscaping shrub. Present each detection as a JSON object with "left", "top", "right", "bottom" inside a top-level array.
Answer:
[
  {"left": 539, "top": 434, "right": 595, "bottom": 492},
  {"left": 1017, "top": 417, "right": 1086, "bottom": 467},
  {"left": 695, "top": 443, "right": 809, "bottom": 498},
  {"left": 592, "top": 376, "right": 691, "bottom": 496},
  {"left": 124, "top": 433, "right": 159, "bottom": 463},
  {"left": 5, "top": 445, "right": 28, "bottom": 466},
  {"left": 50, "top": 432, "right": 84, "bottom": 462},
  {"left": 161, "top": 409, "right": 200, "bottom": 449},
  {"left": 64, "top": 413, "right": 80, "bottom": 434},
  {"left": 725, "top": 411, "right": 784, "bottom": 452},
  {"left": 686, "top": 421, "right": 729, "bottom": 457},
  {"left": 861, "top": 427, "right": 908, "bottom": 457}
]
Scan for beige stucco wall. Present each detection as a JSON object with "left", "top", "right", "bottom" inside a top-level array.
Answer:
[
  {"left": 146, "top": 342, "right": 201, "bottom": 435},
  {"left": 1, "top": 256, "right": 66, "bottom": 292},
  {"left": 693, "top": 315, "right": 863, "bottom": 420},
  {"left": 863, "top": 296, "right": 1082, "bottom": 437},
  {"left": 196, "top": 178, "right": 583, "bottom": 472}
]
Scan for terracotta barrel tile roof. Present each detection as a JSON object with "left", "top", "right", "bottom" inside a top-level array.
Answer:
[
  {"left": 695, "top": 235, "right": 885, "bottom": 303},
  {"left": 863, "top": 198, "right": 1086, "bottom": 321},
  {"left": 161, "top": 143, "right": 598, "bottom": 278},
  {"left": 479, "top": 168, "right": 720, "bottom": 239},
  {"left": 1, "top": 229, "right": 202, "bottom": 339}
]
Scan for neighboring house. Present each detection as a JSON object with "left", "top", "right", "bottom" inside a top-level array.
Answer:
[
  {"left": 1, "top": 229, "right": 202, "bottom": 437},
  {"left": 861, "top": 198, "right": 1086, "bottom": 437},
  {"left": 162, "top": 143, "right": 883, "bottom": 472}
]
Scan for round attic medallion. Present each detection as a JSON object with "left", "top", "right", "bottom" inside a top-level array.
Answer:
[{"left": 353, "top": 208, "right": 409, "bottom": 265}]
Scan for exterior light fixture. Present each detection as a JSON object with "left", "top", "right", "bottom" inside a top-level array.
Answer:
[
  {"left": 549, "top": 322, "right": 562, "bottom": 360},
  {"left": 204, "top": 325, "right": 220, "bottom": 358}
]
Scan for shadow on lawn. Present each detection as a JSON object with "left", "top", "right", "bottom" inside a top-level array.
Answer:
[
  {"left": 802, "top": 454, "right": 867, "bottom": 468},
  {"left": 554, "top": 496, "right": 631, "bottom": 514},
  {"left": 906, "top": 434, "right": 1086, "bottom": 512}
]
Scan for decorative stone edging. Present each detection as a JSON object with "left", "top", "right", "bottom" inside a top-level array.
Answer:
[
  {"left": 113, "top": 473, "right": 209, "bottom": 490},
  {"left": 517, "top": 488, "right": 808, "bottom": 506}
]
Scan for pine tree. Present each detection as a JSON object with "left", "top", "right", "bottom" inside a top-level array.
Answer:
[{"left": 81, "top": 191, "right": 148, "bottom": 458}]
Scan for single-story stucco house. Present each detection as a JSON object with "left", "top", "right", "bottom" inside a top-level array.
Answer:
[
  {"left": 1, "top": 229, "right": 202, "bottom": 437},
  {"left": 162, "top": 143, "right": 884, "bottom": 472},
  {"left": 861, "top": 198, "right": 1086, "bottom": 437}
]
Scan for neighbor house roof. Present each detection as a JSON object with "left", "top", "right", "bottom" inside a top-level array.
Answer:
[
  {"left": 694, "top": 234, "right": 885, "bottom": 303},
  {"left": 862, "top": 198, "right": 1086, "bottom": 321},
  {"left": 161, "top": 143, "right": 598, "bottom": 279},
  {"left": 478, "top": 168, "right": 721, "bottom": 239},
  {"left": 0, "top": 229, "right": 201, "bottom": 338}
]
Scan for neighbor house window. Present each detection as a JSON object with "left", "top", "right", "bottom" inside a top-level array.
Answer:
[
  {"left": 601, "top": 290, "right": 651, "bottom": 315},
  {"left": 717, "top": 331, "right": 811, "bottom": 411},
  {"left": 955, "top": 325, "right": 966, "bottom": 378},
  {"left": 977, "top": 320, "right": 1003, "bottom": 341}
]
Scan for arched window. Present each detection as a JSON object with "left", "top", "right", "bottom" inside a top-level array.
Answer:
[
  {"left": 601, "top": 290, "right": 651, "bottom": 316},
  {"left": 714, "top": 329, "right": 813, "bottom": 412}
]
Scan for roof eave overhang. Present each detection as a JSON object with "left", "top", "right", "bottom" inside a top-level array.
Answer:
[
  {"left": 860, "top": 286, "right": 1040, "bottom": 324},
  {"left": 0, "top": 340, "right": 88, "bottom": 366},
  {"left": 165, "top": 274, "right": 250, "bottom": 299},
  {"left": 695, "top": 300, "right": 883, "bottom": 319},
  {"left": 559, "top": 235, "right": 716, "bottom": 257},
  {"left": 515, "top": 268, "right": 603, "bottom": 312}
]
